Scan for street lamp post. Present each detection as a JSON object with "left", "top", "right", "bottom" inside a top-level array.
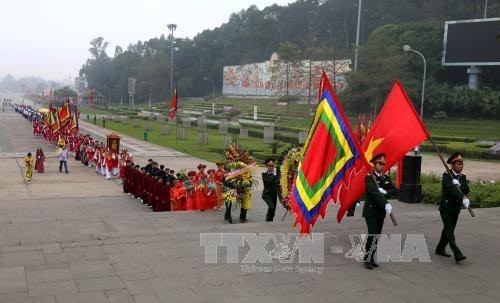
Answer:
[
  {"left": 354, "top": 0, "right": 363, "bottom": 71},
  {"left": 142, "top": 81, "right": 152, "bottom": 108},
  {"left": 403, "top": 45, "right": 426, "bottom": 119},
  {"left": 167, "top": 24, "right": 177, "bottom": 96},
  {"left": 401, "top": 44, "right": 427, "bottom": 203},
  {"left": 203, "top": 77, "right": 215, "bottom": 115}
]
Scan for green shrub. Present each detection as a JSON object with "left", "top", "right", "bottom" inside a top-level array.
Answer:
[
  {"left": 421, "top": 173, "right": 500, "bottom": 208},
  {"left": 432, "top": 111, "right": 448, "bottom": 119}
]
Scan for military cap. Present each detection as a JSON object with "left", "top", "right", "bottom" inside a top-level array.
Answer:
[
  {"left": 370, "top": 153, "right": 386, "bottom": 164},
  {"left": 447, "top": 152, "right": 463, "bottom": 164}
]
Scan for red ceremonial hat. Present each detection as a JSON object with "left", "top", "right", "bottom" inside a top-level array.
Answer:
[
  {"left": 187, "top": 170, "right": 196, "bottom": 177},
  {"left": 197, "top": 163, "right": 206, "bottom": 169}
]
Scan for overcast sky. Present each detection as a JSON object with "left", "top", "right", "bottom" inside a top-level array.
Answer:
[{"left": 0, "top": 0, "right": 295, "bottom": 81}]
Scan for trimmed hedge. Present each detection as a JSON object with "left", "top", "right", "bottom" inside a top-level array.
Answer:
[{"left": 421, "top": 173, "right": 500, "bottom": 208}]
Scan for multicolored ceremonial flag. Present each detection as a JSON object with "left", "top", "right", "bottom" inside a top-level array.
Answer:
[
  {"left": 50, "top": 108, "right": 61, "bottom": 141},
  {"left": 289, "top": 72, "right": 370, "bottom": 233},
  {"left": 336, "top": 80, "right": 430, "bottom": 222},
  {"left": 58, "top": 100, "right": 71, "bottom": 127},
  {"left": 69, "top": 109, "right": 79, "bottom": 134},
  {"left": 169, "top": 87, "right": 178, "bottom": 119}
]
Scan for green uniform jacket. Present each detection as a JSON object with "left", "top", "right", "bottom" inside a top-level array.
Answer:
[
  {"left": 261, "top": 171, "right": 281, "bottom": 203},
  {"left": 439, "top": 172, "right": 469, "bottom": 215},
  {"left": 362, "top": 173, "right": 398, "bottom": 218}
]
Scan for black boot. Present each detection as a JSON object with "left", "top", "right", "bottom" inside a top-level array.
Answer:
[
  {"left": 240, "top": 208, "right": 247, "bottom": 223},
  {"left": 224, "top": 203, "right": 232, "bottom": 223}
]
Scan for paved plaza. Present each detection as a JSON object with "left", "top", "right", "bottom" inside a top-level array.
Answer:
[{"left": 1, "top": 103, "right": 500, "bottom": 303}]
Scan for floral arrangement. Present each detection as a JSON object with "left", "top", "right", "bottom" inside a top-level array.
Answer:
[
  {"left": 222, "top": 144, "right": 256, "bottom": 206},
  {"left": 225, "top": 143, "right": 253, "bottom": 165},
  {"left": 279, "top": 145, "right": 303, "bottom": 210}
]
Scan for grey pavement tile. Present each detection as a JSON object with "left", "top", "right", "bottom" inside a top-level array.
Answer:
[
  {"left": 55, "top": 291, "right": 110, "bottom": 303},
  {"left": 44, "top": 253, "right": 67, "bottom": 265},
  {"left": 105, "top": 289, "right": 135, "bottom": 303},
  {"left": 61, "top": 240, "right": 103, "bottom": 249},
  {"left": 450, "top": 293, "right": 499, "bottom": 303},
  {"left": 1, "top": 250, "right": 46, "bottom": 267},
  {"left": 62, "top": 247, "right": 87, "bottom": 262},
  {"left": 26, "top": 268, "right": 73, "bottom": 284},
  {"left": 133, "top": 292, "right": 162, "bottom": 303},
  {"left": 82, "top": 245, "right": 107, "bottom": 261},
  {"left": 220, "top": 296, "right": 280, "bottom": 303},
  {"left": 102, "top": 244, "right": 122, "bottom": 255},
  {"left": 0, "top": 293, "right": 56, "bottom": 303},
  {"left": 155, "top": 289, "right": 203, "bottom": 303},
  {"left": 75, "top": 276, "right": 125, "bottom": 292},
  {"left": 24, "top": 263, "right": 69, "bottom": 272},
  {"left": 1, "top": 244, "right": 43, "bottom": 253},
  {"left": 0, "top": 266, "right": 27, "bottom": 294},
  {"left": 119, "top": 272, "right": 157, "bottom": 282},
  {"left": 334, "top": 289, "right": 405, "bottom": 303},
  {"left": 123, "top": 278, "right": 170, "bottom": 295},
  {"left": 69, "top": 260, "right": 116, "bottom": 279},
  {"left": 27, "top": 280, "right": 78, "bottom": 297},
  {"left": 191, "top": 283, "right": 248, "bottom": 302}
]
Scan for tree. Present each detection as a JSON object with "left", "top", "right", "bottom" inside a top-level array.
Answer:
[
  {"left": 270, "top": 42, "right": 303, "bottom": 114},
  {"left": 88, "top": 37, "right": 109, "bottom": 60},
  {"left": 54, "top": 86, "right": 77, "bottom": 98}
]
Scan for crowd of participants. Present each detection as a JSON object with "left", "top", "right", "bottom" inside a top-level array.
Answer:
[
  {"left": 12, "top": 102, "right": 244, "bottom": 216},
  {"left": 122, "top": 160, "right": 225, "bottom": 212}
]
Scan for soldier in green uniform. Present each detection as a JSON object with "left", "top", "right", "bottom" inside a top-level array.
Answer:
[
  {"left": 363, "top": 153, "right": 398, "bottom": 270},
  {"left": 435, "top": 152, "right": 469, "bottom": 263},
  {"left": 262, "top": 159, "right": 281, "bottom": 222}
]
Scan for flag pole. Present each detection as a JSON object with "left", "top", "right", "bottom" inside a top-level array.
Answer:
[
  {"left": 428, "top": 137, "right": 475, "bottom": 217},
  {"left": 368, "top": 172, "right": 398, "bottom": 226}
]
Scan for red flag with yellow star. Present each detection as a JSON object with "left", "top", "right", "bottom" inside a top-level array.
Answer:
[{"left": 336, "top": 80, "right": 429, "bottom": 222}]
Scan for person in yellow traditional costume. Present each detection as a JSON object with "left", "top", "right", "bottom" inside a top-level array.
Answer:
[{"left": 24, "top": 152, "right": 34, "bottom": 182}]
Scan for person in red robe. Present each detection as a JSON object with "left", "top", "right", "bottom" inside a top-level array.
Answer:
[
  {"left": 214, "top": 162, "right": 225, "bottom": 209},
  {"left": 153, "top": 177, "right": 171, "bottom": 212},
  {"left": 122, "top": 161, "right": 132, "bottom": 194},
  {"left": 206, "top": 169, "right": 217, "bottom": 209},
  {"left": 193, "top": 164, "right": 209, "bottom": 210},
  {"left": 34, "top": 147, "right": 45, "bottom": 173},
  {"left": 171, "top": 174, "right": 186, "bottom": 211},
  {"left": 185, "top": 170, "right": 196, "bottom": 210}
]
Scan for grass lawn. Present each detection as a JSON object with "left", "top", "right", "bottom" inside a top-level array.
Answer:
[{"left": 87, "top": 118, "right": 286, "bottom": 163}]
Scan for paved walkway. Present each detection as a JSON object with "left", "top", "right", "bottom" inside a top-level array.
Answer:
[{"left": 1, "top": 100, "right": 500, "bottom": 302}]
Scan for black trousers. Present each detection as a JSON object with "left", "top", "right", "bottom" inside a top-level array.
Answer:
[
  {"left": 264, "top": 197, "right": 277, "bottom": 221},
  {"left": 436, "top": 211, "right": 463, "bottom": 258},
  {"left": 225, "top": 202, "right": 247, "bottom": 222},
  {"left": 364, "top": 215, "right": 385, "bottom": 263}
]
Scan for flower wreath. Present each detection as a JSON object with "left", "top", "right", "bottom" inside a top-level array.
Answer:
[
  {"left": 279, "top": 145, "right": 303, "bottom": 210},
  {"left": 221, "top": 144, "right": 256, "bottom": 206}
]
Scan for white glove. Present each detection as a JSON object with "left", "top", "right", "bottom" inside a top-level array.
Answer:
[
  {"left": 385, "top": 203, "right": 392, "bottom": 215},
  {"left": 452, "top": 179, "right": 460, "bottom": 186},
  {"left": 378, "top": 188, "right": 387, "bottom": 195},
  {"left": 463, "top": 198, "right": 470, "bottom": 208}
]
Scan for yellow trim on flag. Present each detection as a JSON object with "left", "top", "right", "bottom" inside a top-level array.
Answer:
[{"left": 294, "top": 100, "right": 354, "bottom": 211}]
